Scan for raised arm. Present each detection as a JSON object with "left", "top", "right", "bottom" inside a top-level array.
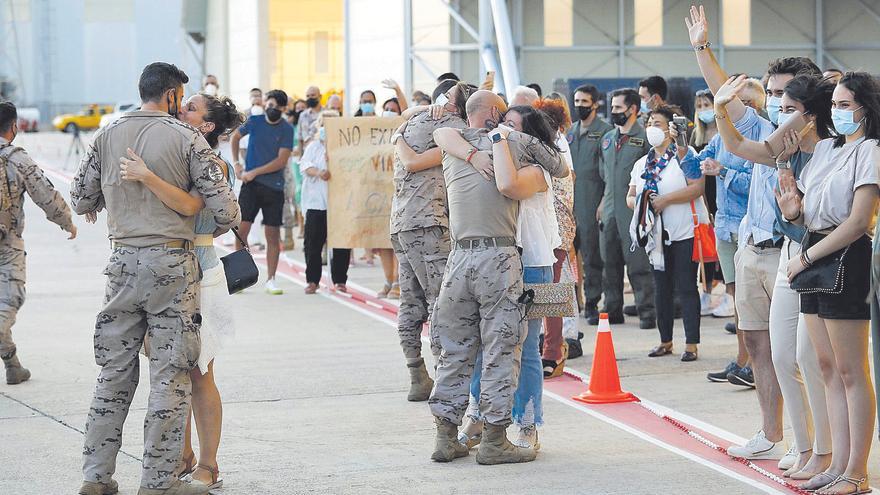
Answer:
[
  {"left": 120, "top": 148, "right": 205, "bottom": 216},
  {"left": 433, "top": 127, "right": 495, "bottom": 180},
  {"left": 713, "top": 74, "right": 778, "bottom": 165},
  {"left": 188, "top": 137, "right": 241, "bottom": 234},
  {"left": 383, "top": 79, "right": 409, "bottom": 111},
  {"left": 492, "top": 126, "right": 549, "bottom": 200},
  {"left": 70, "top": 140, "right": 105, "bottom": 215},
  {"left": 508, "top": 130, "right": 569, "bottom": 179},
  {"left": 685, "top": 5, "right": 746, "bottom": 122}
]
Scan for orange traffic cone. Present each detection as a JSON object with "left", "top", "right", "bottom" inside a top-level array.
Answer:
[{"left": 572, "top": 313, "right": 639, "bottom": 404}]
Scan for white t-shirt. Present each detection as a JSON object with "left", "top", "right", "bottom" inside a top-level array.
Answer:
[
  {"left": 629, "top": 152, "right": 706, "bottom": 243},
  {"left": 300, "top": 140, "right": 328, "bottom": 211},
  {"left": 799, "top": 137, "right": 880, "bottom": 231},
  {"left": 517, "top": 166, "right": 561, "bottom": 267}
]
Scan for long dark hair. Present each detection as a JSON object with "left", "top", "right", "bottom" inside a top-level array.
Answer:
[
  {"left": 353, "top": 90, "right": 376, "bottom": 116},
  {"left": 835, "top": 71, "right": 880, "bottom": 147},
  {"left": 201, "top": 94, "right": 245, "bottom": 148},
  {"left": 507, "top": 105, "right": 561, "bottom": 152},
  {"left": 784, "top": 74, "right": 835, "bottom": 140},
  {"left": 448, "top": 82, "right": 477, "bottom": 121}
]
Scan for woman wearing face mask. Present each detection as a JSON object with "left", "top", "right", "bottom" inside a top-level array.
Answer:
[
  {"left": 372, "top": 98, "right": 403, "bottom": 297},
  {"left": 301, "top": 110, "right": 353, "bottom": 294},
  {"left": 435, "top": 105, "right": 562, "bottom": 451},
  {"left": 712, "top": 73, "right": 836, "bottom": 485},
  {"left": 776, "top": 72, "right": 880, "bottom": 495},
  {"left": 118, "top": 93, "right": 244, "bottom": 491},
  {"left": 354, "top": 90, "right": 377, "bottom": 117},
  {"left": 626, "top": 105, "right": 704, "bottom": 361}
]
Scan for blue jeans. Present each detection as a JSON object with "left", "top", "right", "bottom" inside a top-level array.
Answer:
[{"left": 467, "top": 265, "right": 553, "bottom": 427}]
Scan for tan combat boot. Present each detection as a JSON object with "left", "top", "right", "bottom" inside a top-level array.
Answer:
[
  {"left": 137, "top": 479, "right": 211, "bottom": 495},
  {"left": 79, "top": 479, "right": 119, "bottom": 495},
  {"left": 407, "top": 358, "right": 434, "bottom": 401},
  {"left": 3, "top": 351, "right": 30, "bottom": 385},
  {"left": 476, "top": 422, "right": 538, "bottom": 465},
  {"left": 431, "top": 418, "right": 469, "bottom": 462}
]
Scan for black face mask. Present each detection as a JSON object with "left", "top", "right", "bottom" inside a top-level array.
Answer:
[
  {"left": 610, "top": 110, "right": 630, "bottom": 127},
  {"left": 576, "top": 106, "right": 593, "bottom": 121},
  {"left": 306, "top": 97, "right": 320, "bottom": 108},
  {"left": 265, "top": 107, "right": 282, "bottom": 123}
]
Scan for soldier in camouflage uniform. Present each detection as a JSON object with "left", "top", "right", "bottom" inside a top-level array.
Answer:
[
  {"left": 428, "top": 91, "right": 566, "bottom": 465},
  {"left": 71, "top": 63, "right": 240, "bottom": 495},
  {"left": 389, "top": 80, "right": 469, "bottom": 402},
  {"left": 0, "top": 102, "right": 77, "bottom": 385}
]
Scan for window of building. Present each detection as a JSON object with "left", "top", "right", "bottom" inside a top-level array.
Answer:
[
  {"left": 314, "top": 31, "right": 329, "bottom": 74},
  {"left": 634, "top": 0, "right": 663, "bottom": 46},
  {"left": 722, "top": 0, "right": 751, "bottom": 46},
  {"left": 544, "top": 0, "right": 573, "bottom": 47}
]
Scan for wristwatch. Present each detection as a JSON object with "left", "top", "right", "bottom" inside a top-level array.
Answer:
[
  {"left": 776, "top": 160, "right": 792, "bottom": 170},
  {"left": 491, "top": 132, "right": 507, "bottom": 143},
  {"left": 718, "top": 167, "right": 728, "bottom": 179}
]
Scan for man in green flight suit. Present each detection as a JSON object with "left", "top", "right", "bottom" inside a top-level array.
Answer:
[
  {"left": 599, "top": 88, "right": 656, "bottom": 329},
  {"left": 569, "top": 84, "right": 613, "bottom": 325}
]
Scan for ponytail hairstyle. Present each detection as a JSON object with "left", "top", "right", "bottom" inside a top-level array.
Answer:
[
  {"left": 201, "top": 93, "right": 245, "bottom": 148},
  {"left": 783, "top": 74, "right": 836, "bottom": 140},
  {"left": 506, "top": 105, "right": 561, "bottom": 153}
]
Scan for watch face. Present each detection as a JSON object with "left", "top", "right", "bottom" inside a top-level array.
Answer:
[{"left": 491, "top": 133, "right": 502, "bottom": 143}]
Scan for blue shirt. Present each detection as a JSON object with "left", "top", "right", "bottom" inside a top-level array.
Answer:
[
  {"left": 239, "top": 115, "right": 294, "bottom": 190},
  {"left": 737, "top": 110, "right": 781, "bottom": 247},
  {"left": 773, "top": 151, "right": 810, "bottom": 242},
  {"left": 684, "top": 133, "right": 752, "bottom": 242}
]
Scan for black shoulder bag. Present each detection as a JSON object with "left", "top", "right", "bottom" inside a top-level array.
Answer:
[{"left": 220, "top": 228, "right": 259, "bottom": 294}]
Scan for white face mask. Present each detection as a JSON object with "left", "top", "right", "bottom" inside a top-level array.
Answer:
[
  {"left": 203, "top": 84, "right": 218, "bottom": 96},
  {"left": 646, "top": 126, "right": 667, "bottom": 147},
  {"left": 382, "top": 110, "right": 398, "bottom": 118},
  {"left": 434, "top": 94, "right": 449, "bottom": 106},
  {"left": 250, "top": 105, "right": 264, "bottom": 116}
]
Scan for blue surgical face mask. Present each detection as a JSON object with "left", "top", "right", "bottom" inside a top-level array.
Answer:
[
  {"left": 434, "top": 94, "right": 449, "bottom": 106},
  {"left": 776, "top": 111, "right": 792, "bottom": 127},
  {"left": 766, "top": 96, "right": 783, "bottom": 125},
  {"left": 698, "top": 110, "right": 715, "bottom": 124},
  {"left": 359, "top": 102, "right": 374, "bottom": 115},
  {"left": 318, "top": 127, "right": 326, "bottom": 141},
  {"left": 831, "top": 107, "right": 864, "bottom": 136},
  {"left": 640, "top": 100, "right": 650, "bottom": 114}
]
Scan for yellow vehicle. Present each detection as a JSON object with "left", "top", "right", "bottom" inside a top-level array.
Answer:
[{"left": 53, "top": 104, "right": 114, "bottom": 133}]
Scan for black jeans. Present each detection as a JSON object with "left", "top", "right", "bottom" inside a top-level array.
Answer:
[
  {"left": 654, "top": 238, "right": 701, "bottom": 345},
  {"left": 303, "top": 209, "right": 351, "bottom": 285}
]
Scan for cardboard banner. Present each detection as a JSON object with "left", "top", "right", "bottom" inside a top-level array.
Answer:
[{"left": 325, "top": 116, "right": 404, "bottom": 249}]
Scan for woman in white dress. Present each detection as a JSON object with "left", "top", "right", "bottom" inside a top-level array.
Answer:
[{"left": 120, "top": 93, "right": 244, "bottom": 491}]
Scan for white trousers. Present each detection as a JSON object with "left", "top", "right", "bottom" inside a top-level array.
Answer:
[{"left": 769, "top": 238, "right": 832, "bottom": 454}]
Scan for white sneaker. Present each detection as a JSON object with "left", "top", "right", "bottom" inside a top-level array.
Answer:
[
  {"left": 265, "top": 278, "right": 283, "bottom": 295},
  {"left": 777, "top": 445, "right": 798, "bottom": 470},
  {"left": 727, "top": 430, "right": 786, "bottom": 460},
  {"left": 712, "top": 293, "right": 735, "bottom": 318},
  {"left": 700, "top": 292, "right": 714, "bottom": 316},
  {"left": 512, "top": 424, "right": 541, "bottom": 451}
]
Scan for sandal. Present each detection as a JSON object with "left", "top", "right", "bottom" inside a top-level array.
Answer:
[
  {"left": 648, "top": 343, "right": 673, "bottom": 357},
  {"left": 377, "top": 282, "right": 392, "bottom": 298},
  {"left": 816, "top": 475, "right": 871, "bottom": 495},
  {"left": 193, "top": 463, "right": 224, "bottom": 490},
  {"left": 801, "top": 472, "right": 841, "bottom": 492},
  {"left": 177, "top": 452, "right": 196, "bottom": 479},
  {"left": 543, "top": 342, "right": 568, "bottom": 378}
]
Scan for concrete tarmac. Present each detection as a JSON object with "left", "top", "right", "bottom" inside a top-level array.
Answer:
[{"left": 1, "top": 132, "right": 878, "bottom": 494}]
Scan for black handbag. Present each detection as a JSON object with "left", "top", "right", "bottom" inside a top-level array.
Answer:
[
  {"left": 220, "top": 228, "right": 259, "bottom": 294},
  {"left": 790, "top": 231, "right": 848, "bottom": 294}
]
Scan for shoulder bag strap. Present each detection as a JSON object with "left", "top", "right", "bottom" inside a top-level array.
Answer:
[{"left": 229, "top": 227, "right": 250, "bottom": 251}]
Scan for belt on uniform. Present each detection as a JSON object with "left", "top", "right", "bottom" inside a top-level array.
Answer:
[
  {"left": 111, "top": 239, "right": 194, "bottom": 250},
  {"left": 454, "top": 237, "right": 516, "bottom": 249},
  {"left": 749, "top": 238, "right": 783, "bottom": 249},
  {"left": 194, "top": 234, "right": 214, "bottom": 247}
]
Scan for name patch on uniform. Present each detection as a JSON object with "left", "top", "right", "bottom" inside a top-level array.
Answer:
[
  {"left": 628, "top": 137, "right": 645, "bottom": 147},
  {"left": 587, "top": 131, "right": 602, "bottom": 139},
  {"left": 602, "top": 138, "right": 611, "bottom": 150}
]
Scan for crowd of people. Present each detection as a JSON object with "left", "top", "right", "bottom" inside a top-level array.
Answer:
[{"left": 0, "top": 2, "right": 877, "bottom": 493}]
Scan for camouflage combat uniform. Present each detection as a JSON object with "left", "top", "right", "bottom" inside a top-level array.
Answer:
[
  {"left": 429, "top": 128, "right": 565, "bottom": 426},
  {"left": 70, "top": 111, "right": 240, "bottom": 490},
  {"left": 0, "top": 139, "right": 75, "bottom": 363},
  {"left": 390, "top": 111, "right": 466, "bottom": 361}
]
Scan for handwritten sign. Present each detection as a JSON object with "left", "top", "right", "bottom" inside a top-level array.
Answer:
[{"left": 325, "top": 116, "right": 404, "bottom": 248}]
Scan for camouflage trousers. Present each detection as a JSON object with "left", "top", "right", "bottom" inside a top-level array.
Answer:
[
  {"left": 282, "top": 165, "right": 295, "bottom": 229},
  {"left": 0, "top": 246, "right": 26, "bottom": 359},
  {"left": 390, "top": 226, "right": 450, "bottom": 361},
  {"left": 428, "top": 245, "right": 526, "bottom": 426},
  {"left": 82, "top": 246, "right": 202, "bottom": 490}
]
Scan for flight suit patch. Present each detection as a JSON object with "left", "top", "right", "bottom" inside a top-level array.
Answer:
[
  {"left": 602, "top": 138, "right": 611, "bottom": 150},
  {"left": 629, "top": 137, "right": 645, "bottom": 147}
]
